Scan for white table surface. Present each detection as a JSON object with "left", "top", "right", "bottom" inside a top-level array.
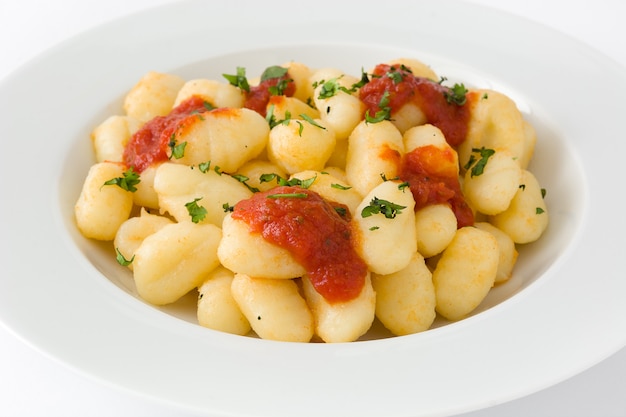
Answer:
[{"left": 1, "top": 0, "right": 624, "bottom": 416}]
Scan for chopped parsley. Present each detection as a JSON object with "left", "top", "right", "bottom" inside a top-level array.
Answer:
[
  {"left": 115, "top": 248, "right": 134, "bottom": 266},
  {"left": 230, "top": 174, "right": 260, "bottom": 193},
  {"left": 331, "top": 183, "right": 352, "bottom": 190},
  {"left": 198, "top": 161, "right": 211, "bottom": 173},
  {"left": 300, "top": 114, "right": 326, "bottom": 131},
  {"left": 260, "top": 65, "right": 288, "bottom": 81},
  {"left": 443, "top": 83, "right": 468, "bottom": 106},
  {"left": 365, "top": 90, "right": 391, "bottom": 123},
  {"left": 222, "top": 202, "right": 234, "bottom": 213},
  {"left": 464, "top": 147, "right": 496, "bottom": 177},
  {"left": 334, "top": 206, "right": 348, "bottom": 217},
  {"left": 102, "top": 167, "right": 141, "bottom": 192},
  {"left": 314, "top": 77, "right": 344, "bottom": 99},
  {"left": 267, "top": 192, "right": 308, "bottom": 199},
  {"left": 185, "top": 197, "right": 207, "bottom": 223},
  {"left": 380, "top": 173, "right": 400, "bottom": 182},
  {"left": 259, "top": 173, "right": 316, "bottom": 189},
  {"left": 269, "top": 78, "right": 292, "bottom": 96},
  {"left": 536, "top": 207, "right": 545, "bottom": 214},
  {"left": 223, "top": 67, "right": 250, "bottom": 92},
  {"left": 265, "top": 105, "right": 292, "bottom": 129},
  {"left": 168, "top": 136, "right": 187, "bottom": 159},
  {"left": 361, "top": 197, "right": 406, "bottom": 219}
]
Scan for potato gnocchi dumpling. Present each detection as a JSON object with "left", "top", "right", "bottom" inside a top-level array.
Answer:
[{"left": 74, "top": 57, "right": 549, "bottom": 342}]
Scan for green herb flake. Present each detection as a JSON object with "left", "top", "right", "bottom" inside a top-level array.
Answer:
[
  {"left": 380, "top": 173, "right": 400, "bottom": 182},
  {"left": 268, "top": 78, "right": 292, "bottom": 96},
  {"left": 260, "top": 65, "right": 288, "bottom": 81},
  {"left": 185, "top": 197, "right": 207, "bottom": 223},
  {"left": 102, "top": 167, "right": 141, "bottom": 192},
  {"left": 115, "top": 248, "right": 134, "bottom": 266},
  {"left": 258, "top": 173, "right": 316, "bottom": 189},
  {"left": 259, "top": 173, "right": 280, "bottom": 184},
  {"left": 298, "top": 175, "right": 317, "bottom": 189},
  {"left": 266, "top": 105, "right": 292, "bottom": 129},
  {"left": 365, "top": 91, "right": 391, "bottom": 123},
  {"left": 300, "top": 114, "right": 326, "bottom": 130},
  {"left": 536, "top": 207, "right": 545, "bottom": 214},
  {"left": 443, "top": 83, "right": 468, "bottom": 106},
  {"left": 331, "top": 183, "right": 352, "bottom": 190},
  {"left": 198, "top": 161, "right": 211, "bottom": 173},
  {"left": 386, "top": 67, "right": 404, "bottom": 84},
  {"left": 222, "top": 202, "right": 234, "bottom": 213},
  {"left": 541, "top": 188, "right": 547, "bottom": 199},
  {"left": 223, "top": 67, "right": 250, "bottom": 92},
  {"left": 464, "top": 147, "right": 496, "bottom": 177},
  {"left": 369, "top": 226, "right": 380, "bottom": 231},
  {"left": 361, "top": 197, "right": 406, "bottom": 219},
  {"left": 231, "top": 174, "right": 260, "bottom": 193},
  {"left": 334, "top": 206, "right": 347, "bottom": 217},
  {"left": 168, "top": 136, "right": 187, "bottom": 160},
  {"left": 267, "top": 193, "right": 308, "bottom": 199}
]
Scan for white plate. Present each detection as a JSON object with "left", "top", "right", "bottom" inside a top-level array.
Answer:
[{"left": 0, "top": 1, "right": 624, "bottom": 416}]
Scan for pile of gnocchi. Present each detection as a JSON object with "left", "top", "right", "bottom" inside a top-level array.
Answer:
[{"left": 74, "top": 57, "right": 549, "bottom": 343}]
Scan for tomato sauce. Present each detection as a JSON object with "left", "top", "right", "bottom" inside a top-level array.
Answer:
[
  {"left": 359, "top": 64, "right": 473, "bottom": 147},
  {"left": 123, "top": 96, "right": 210, "bottom": 172},
  {"left": 400, "top": 145, "right": 474, "bottom": 228},
  {"left": 232, "top": 186, "right": 367, "bottom": 303},
  {"left": 244, "top": 71, "right": 295, "bottom": 117}
]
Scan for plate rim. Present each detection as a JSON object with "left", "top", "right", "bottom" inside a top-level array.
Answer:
[{"left": 0, "top": 1, "right": 625, "bottom": 416}]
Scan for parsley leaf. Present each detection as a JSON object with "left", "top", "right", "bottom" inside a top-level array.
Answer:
[
  {"left": 361, "top": 197, "right": 406, "bottom": 219},
  {"left": 266, "top": 105, "right": 292, "bottom": 129},
  {"left": 260, "top": 65, "right": 288, "bottom": 81},
  {"left": 300, "top": 114, "right": 326, "bottom": 130},
  {"left": 267, "top": 192, "right": 308, "bottom": 199},
  {"left": 198, "top": 161, "right": 211, "bottom": 173},
  {"left": 115, "top": 248, "right": 134, "bottom": 266},
  {"left": 223, "top": 67, "right": 250, "bottom": 92},
  {"left": 443, "top": 83, "right": 468, "bottom": 106},
  {"left": 365, "top": 91, "right": 391, "bottom": 123},
  {"left": 258, "top": 173, "right": 316, "bottom": 189},
  {"left": 185, "top": 197, "right": 207, "bottom": 223},
  {"left": 230, "top": 174, "right": 260, "bottom": 193},
  {"left": 168, "top": 136, "right": 187, "bottom": 159},
  {"left": 102, "top": 167, "right": 141, "bottom": 192},
  {"left": 268, "top": 78, "right": 292, "bottom": 96},
  {"left": 464, "top": 147, "right": 495, "bottom": 177}
]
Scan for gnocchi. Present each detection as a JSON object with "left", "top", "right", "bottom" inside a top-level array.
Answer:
[{"left": 74, "top": 56, "right": 549, "bottom": 342}]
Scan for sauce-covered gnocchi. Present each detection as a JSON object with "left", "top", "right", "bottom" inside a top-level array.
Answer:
[{"left": 74, "top": 57, "right": 549, "bottom": 342}]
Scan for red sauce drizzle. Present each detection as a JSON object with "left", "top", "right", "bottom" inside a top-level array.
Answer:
[
  {"left": 400, "top": 145, "right": 474, "bottom": 228},
  {"left": 123, "top": 96, "right": 210, "bottom": 172},
  {"left": 231, "top": 186, "right": 367, "bottom": 303},
  {"left": 359, "top": 64, "right": 473, "bottom": 147},
  {"left": 244, "top": 71, "right": 296, "bottom": 117}
]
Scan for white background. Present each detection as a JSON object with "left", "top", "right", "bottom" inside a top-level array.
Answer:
[{"left": 0, "top": 0, "right": 624, "bottom": 416}]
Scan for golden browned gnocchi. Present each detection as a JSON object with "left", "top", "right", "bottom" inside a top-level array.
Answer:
[{"left": 74, "top": 57, "right": 549, "bottom": 342}]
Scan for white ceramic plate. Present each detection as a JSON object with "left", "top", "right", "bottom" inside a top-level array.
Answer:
[{"left": 1, "top": 1, "right": 625, "bottom": 416}]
